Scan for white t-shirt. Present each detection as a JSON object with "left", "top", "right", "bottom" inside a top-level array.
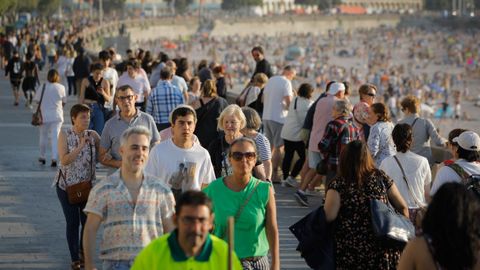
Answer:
[
  {"left": 245, "top": 86, "right": 261, "bottom": 107},
  {"left": 430, "top": 159, "right": 480, "bottom": 196},
  {"left": 144, "top": 139, "right": 215, "bottom": 192},
  {"left": 34, "top": 82, "right": 66, "bottom": 123},
  {"left": 262, "top": 75, "right": 293, "bottom": 124},
  {"left": 281, "top": 96, "right": 312, "bottom": 142},
  {"left": 103, "top": 67, "right": 119, "bottom": 109},
  {"left": 379, "top": 151, "right": 431, "bottom": 208}
]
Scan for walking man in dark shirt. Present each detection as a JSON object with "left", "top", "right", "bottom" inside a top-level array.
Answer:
[{"left": 251, "top": 46, "right": 273, "bottom": 81}]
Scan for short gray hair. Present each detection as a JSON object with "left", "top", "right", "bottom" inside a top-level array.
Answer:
[
  {"left": 120, "top": 126, "right": 151, "bottom": 146},
  {"left": 333, "top": 99, "right": 352, "bottom": 116},
  {"left": 241, "top": 107, "right": 262, "bottom": 131}
]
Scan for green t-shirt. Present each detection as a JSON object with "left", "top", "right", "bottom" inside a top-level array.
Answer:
[
  {"left": 131, "top": 230, "right": 242, "bottom": 270},
  {"left": 203, "top": 177, "right": 271, "bottom": 259}
]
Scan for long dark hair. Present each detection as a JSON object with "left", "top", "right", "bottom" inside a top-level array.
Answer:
[
  {"left": 422, "top": 183, "right": 480, "bottom": 269},
  {"left": 338, "top": 140, "right": 376, "bottom": 185}
]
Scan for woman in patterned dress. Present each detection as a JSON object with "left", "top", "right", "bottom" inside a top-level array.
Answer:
[
  {"left": 324, "top": 140, "right": 409, "bottom": 269},
  {"left": 55, "top": 104, "right": 100, "bottom": 270}
]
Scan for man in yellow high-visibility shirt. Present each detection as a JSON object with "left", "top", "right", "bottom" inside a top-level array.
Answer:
[{"left": 132, "top": 191, "right": 242, "bottom": 270}]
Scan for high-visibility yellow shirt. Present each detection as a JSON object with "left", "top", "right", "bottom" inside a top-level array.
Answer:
[{"left": 131, "top": 230, "right": 242, "bottom": 270}]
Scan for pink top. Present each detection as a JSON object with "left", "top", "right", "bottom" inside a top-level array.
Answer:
[{"left": 308, "top": 95, "right": 337, "bottom": 152}]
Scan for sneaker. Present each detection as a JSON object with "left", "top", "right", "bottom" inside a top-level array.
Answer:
[
  {"left": 38, "top": 158, "right": 46, "bottom": 165},
  {"left": 294, "top": 191, "right": 309, "bottom": 207},
  {"left": 50, "top": 160, "right": 57, "bottom": 167},
  {"left": 284, "top": 176, "right": 299, "bottom": 188},
  {"left": 305, "top": 189, "right": 323, "bottom": 197}
]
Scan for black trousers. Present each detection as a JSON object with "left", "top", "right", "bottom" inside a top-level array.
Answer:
[{"left": 282, "top": 139, "right": 306, "bottom": 179}]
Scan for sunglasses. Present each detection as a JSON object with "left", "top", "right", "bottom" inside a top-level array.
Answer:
[
  {"left": 230, "top": 152, "right": 256, "bottom": 161},
  {"left": 117, "top": 95, "right": 134, "bottom": 101},
  {"left": 366, "top": 93, "right": 376, "bottom": 97}
]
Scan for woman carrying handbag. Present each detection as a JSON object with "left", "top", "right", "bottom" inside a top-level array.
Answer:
[
  {"left": 54, "top": 104, "right": 100, "bottom": 270},
  {"left": 34, "top": 69, "right": 67, "bottom": 167}
]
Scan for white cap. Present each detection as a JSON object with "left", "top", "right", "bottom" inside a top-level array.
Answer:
[
  {"left": 453, "top": 131, "right": 480, "bottom": 151},
  {"left": 169, "top": 104, "right": 197, "bottom": 124},
  {"left": 327, "top": 82, "right": 346, "bottom": 96}
]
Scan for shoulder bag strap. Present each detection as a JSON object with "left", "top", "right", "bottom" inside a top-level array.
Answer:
[
  {"left": 88, "top": 141, "right": 94, "bottom": 181},
  {"left": 35, "top": 84, "right": 46, "bottom": 113},
  {"left": 294, "top": 97, "right": 298, "bottom": 110},
  {"left": 234, "top": 179, "right": 261, "bottom": 221},
  {"left": 448, "top": 163, "right": 471, "bottom": 185},
  {"left": 411, "top": 118, "right": 419, "bottom": 128},
  {"left": 393, "top": 155, "right": 423, "bottom": 208}
]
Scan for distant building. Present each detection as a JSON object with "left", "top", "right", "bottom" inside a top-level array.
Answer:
[{"left": 339, "top": 0, "right": 423, "bottom": 12}]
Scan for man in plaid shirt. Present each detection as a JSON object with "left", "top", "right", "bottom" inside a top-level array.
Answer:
[
  {"left": 318, "top": 99, "right": 360, "bottom": 185},
  {"left": 146, "top": 66, "right": 184, "bottom": 132}
]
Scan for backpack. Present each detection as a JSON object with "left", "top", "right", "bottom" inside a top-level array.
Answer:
[{"left": 448, "top": 163, "right": 480, "bottom": 198}]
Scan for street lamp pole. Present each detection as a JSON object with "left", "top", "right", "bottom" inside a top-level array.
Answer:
[{"left": 99, "top": 0, "right": 103, "bottom": 26}]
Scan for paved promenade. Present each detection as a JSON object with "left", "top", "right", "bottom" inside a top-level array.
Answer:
[{"left": 0, "top": 75, "right": 318, "bottom": 269}]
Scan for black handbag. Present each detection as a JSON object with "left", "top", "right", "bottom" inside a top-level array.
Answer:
[
  {"left": 370, "top": 178, "right": 415, "bottom": 245},
  {"left": 289, "top": 206, "right": 335, "bottom": 270}
]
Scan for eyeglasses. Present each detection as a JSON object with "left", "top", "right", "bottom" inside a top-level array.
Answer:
[
  {"left": 230, "top": 152, "right": 256, "bottom": 161},
  {"left": 180, "top": 216, "right": 209, "bottom": 225},
  {"left": 117, "top": 95, "right": 134, "bottom": 101},
  {"left": 366, "top": 93, "right": 376, "bottom": 97}
]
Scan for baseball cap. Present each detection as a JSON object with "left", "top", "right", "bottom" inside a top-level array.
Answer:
[
  {"left": 327, "top": 82, "right": 346, "bottom": 96},
  {"left": 453, "top": 131, "right": 480, "bottom": 151}
]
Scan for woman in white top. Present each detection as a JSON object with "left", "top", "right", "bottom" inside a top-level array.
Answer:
[
  {"left": 242, "top": 72, "right": 268, "bottom": 108},
  {"left": 380, "top": 123, "right": 431, "bottom": 232},
  {"left": 34, "top": 69, "right": 67, "bottom": 167},
  {"left": 367, "top": 103, "right": 396, "bottom": 167},
  {"left": 280, "top": 83, "right": 314, "bottom": 184}
]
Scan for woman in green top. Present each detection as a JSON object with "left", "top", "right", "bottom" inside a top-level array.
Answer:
[{"left": 203, "top": 137, "right": 279, "bottom": 270}]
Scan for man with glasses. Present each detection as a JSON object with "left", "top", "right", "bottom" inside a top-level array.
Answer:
[
  {"left": 83, "top": 126, "right": 175, "bottom": 270},
  {"left": 145, "top": 105, "right": 215, "bottom": 201},
  {"left": 131, "top": 191, "right": 242, "bottom": 270},
  {"left": 99, "top": 85, "right": 159, "bottom": 175}
]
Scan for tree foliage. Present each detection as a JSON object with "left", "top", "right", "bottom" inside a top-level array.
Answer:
[
  {"left": 164, "top": 0, "right": 194, "bottom": 14},
  {"left": 295, "top": 0, "right": 320, "bottom": 5},
  {"left": 16, "top": 0, "right": 39, "bottom": 12},
  {"left": 221, "top": 0, "right": 263, "bottom": 10},
  {"left": 424, "top": 0, "right": 450, "bottom": 10},
  {"left": 0, "top": 0, "right": 16, "bottom": 14},
  {"left": 38, "top": 0, "right": 61, "bottom": 15},
  {"left": 93, "top": 0, "right": 127, "bottom": 12}
]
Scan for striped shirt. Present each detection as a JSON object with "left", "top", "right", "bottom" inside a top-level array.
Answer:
[
  {"left": 146, "top": 80, "right": 184, "bottom": 124},
  {"left": 84, "top": 170, "right": 175, "bottom": 261},
  {"left": 318, "top": 116, "right": 360, "bottom": 166}
]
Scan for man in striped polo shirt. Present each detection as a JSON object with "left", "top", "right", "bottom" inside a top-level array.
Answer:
[{"left": 83, "top": 126, "right": 175, "bottom": 270}]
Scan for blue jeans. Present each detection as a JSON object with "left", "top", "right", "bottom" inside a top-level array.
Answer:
[
  {"left": 89, "top": 103, "right": 105, "bottom": 135},
  {"left": 56, "top": 185, "right": 87, "bottom": 262},
  {"left": 102, "top": 260, "right": 133, "bottom": 270}
]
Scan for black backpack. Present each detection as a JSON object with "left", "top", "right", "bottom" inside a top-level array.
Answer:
[{"left": 448, "top": 163, "right": 480, "bottom": 198}]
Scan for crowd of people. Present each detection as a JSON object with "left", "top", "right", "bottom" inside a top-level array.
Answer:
[{"left": 2, "top": 18, "right": 480, "bottom": 270}]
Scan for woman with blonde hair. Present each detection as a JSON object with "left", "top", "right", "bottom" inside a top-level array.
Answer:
[
  {"left": 208, "top": 104, "right": 265, "bottom": 179},
  {"left": 191, "top": 79, "right": 228, "bottom": 148}
]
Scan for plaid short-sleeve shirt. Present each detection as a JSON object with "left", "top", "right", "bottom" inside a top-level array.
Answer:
[{"left": 84, "top": 170, "right": 175, "bottom": 261}]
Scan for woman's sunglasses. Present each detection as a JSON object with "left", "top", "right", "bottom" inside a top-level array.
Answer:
[{"left": 230, "top": 152, "right": 256, "bottom": 161}]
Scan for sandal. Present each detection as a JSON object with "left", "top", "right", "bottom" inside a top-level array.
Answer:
[{"left": 71, "top": 261, "right": 81, "bottom": 270}]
